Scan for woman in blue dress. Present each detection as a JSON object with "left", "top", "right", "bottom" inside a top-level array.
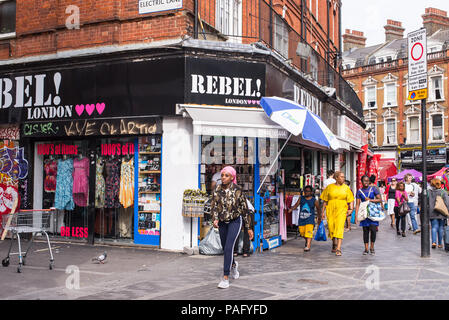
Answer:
[{"left": 355, "top": 175, "right": 383, "bottom": 255}]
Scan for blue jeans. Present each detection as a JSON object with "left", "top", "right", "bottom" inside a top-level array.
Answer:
[
  {"left": 431, "top": 219, "right": 445, "bottom": 245},
  {"left": 408, "top": 202, "right": 419, "bottom": 231}
]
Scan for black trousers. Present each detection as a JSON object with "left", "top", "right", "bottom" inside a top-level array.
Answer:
[
  {"left": 394, "top": 207, "right": 406, "bottom": 232},
  {"left": 363, "top": 225, "right": 377, "bottom": 244}
]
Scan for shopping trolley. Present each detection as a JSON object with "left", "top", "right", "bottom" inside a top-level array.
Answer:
[{"left": 1, "top": 209, "right": 55, "bottom": 273}]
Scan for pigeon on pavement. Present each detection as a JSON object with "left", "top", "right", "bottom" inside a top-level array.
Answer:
[{"left": 92, "top": 251, "right": 107, "bottom": 264}]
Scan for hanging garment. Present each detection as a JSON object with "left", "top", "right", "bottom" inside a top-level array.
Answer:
[
  {"left": 73, "top": 157, "right": 89, "bottom": 207},
  {"left": 95, "top": 158, "right": 105, "bottom": 208},
  {"left": 279, "top": 193, "right": 287, "bottom": 241},
  {"left": 119, "top": 157, "right": 134, "bottom": 208},
  {"left": 291, "top": 195, "right": 300, "bottom": 226},
  {"left": 104, "top": 157, "right": 121, "bottom": 209},
  {"left": 44, "top": 159, "right": 58, "bottom": 193},
  {"left": 54, "top": 158, "right": 75, "bottom": 211}
]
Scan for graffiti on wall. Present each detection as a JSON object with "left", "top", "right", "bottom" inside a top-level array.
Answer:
[
  {"left": 0, "top": 147, "right": 28, "bottom": 184},
  {"left": 0, "top": 126, "right": 20, "bottom": 140}
]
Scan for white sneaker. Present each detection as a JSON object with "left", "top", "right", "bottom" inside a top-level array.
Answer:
[
  {"left": 217, "top": 278, "right": 229, "bottom": 289},
  {"left": 230, "top": 261, "right": 239, "bottom": 279}
]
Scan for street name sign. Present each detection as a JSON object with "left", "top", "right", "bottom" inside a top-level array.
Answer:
[{"left": 408, "top": 28, "right": 427, "bottom": 101}]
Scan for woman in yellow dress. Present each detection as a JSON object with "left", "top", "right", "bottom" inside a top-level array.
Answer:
[{"left": 320, "top": 171, "right": 354, "bottom": 256}]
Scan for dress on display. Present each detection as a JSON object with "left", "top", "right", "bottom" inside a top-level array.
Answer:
[
  {"left": 73, "top": 157, "right": 89, "bottom": 207},
  {"left": 104, "top": 157, "right": 121, "bottom": 209},
  {"left": 95, "top": 157, "right": 105, "bottom": 208},
  {"left": 54, "top": 158, "right": 75, "bottom": 211},
  {"left": 44, "top": 159, "right": 58, "bottom": 193},
  {"left": 119, "top": 157, "right": 134, "bottom": 208}
]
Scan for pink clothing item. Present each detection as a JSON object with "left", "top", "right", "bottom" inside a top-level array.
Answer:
[
  {"left": 279, "top": 193, "right": 287, "bottom": 241},
  {"left": 73, "top": 157, "right": 89, "bottom": 207},
  {"left": 221, "top": 166, "right": 237, "bottom": 184},
  {"left": 395, "top": 190, "right": 408, "bottom": 207}
]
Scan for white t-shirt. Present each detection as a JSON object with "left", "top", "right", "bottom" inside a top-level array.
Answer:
[
  {"left": 212, "top": 172, "right": 222, "bottom": 185},
  {"left": 323, "top": 178, "right": 336, "bottom": 189},
  {"left": 405, "top": 182, "right": 421, "bottom": 205}
]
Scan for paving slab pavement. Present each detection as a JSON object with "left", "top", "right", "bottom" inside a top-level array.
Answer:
[{"left": 1, "top": 218, "right": 448, "bottom": 300}]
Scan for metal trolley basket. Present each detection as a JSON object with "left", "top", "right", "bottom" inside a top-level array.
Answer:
[{"left": 1, "top": 209, "right": 55, "bottom": 273}]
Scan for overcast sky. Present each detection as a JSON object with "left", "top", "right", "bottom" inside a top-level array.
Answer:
[{"left": 342, "top": 0, "right": 449, "bottom": 47}]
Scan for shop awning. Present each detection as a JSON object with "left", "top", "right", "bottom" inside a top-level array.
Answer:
[
  {"left": 377, "top": 159, "right": 397, "bottom": 181},
  {"left": 178, "top": 104, "right": 288, "bottom": 138}
]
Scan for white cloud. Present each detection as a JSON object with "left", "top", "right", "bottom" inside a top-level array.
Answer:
[{"left": 342, "top": 0, "right": 449, "bottom": 46}]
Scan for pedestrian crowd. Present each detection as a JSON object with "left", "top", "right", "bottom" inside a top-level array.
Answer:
[{"left": 208, "top": 165, "right": 449, "bottom": 289}]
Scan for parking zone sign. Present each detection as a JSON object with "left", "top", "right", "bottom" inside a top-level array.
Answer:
[{"left": 408, "top": 29, "right": 427, "bottom": 100}]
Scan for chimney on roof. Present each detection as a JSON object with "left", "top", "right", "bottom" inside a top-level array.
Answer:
[
  {"left": 342, "top": 29, "right": 366, "bottom": 52},
  {"left": 422, "top": 7, "right": 449, "bottom": 35},
  {"left": 384, "top": 19, "right": 405, "bottom": 42}
]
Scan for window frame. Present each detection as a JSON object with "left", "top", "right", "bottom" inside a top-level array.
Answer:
[
  {"left": 430, "top": 75, "right": 444, "bottom": 101},
  {"left": 384, "top": 118, "right": 397, "bottom": 145},
  {"left": 430, "top": 113, "right": 444, "bottom": 142},
  {"left": 384, "top": 82, "right": 397, "bottom": 107},
  {"left": 364, "top": 85, "right": 377, "bottom": 109},
  {"left": 366, "top": 120, "right": 377, "bottom": 146},
  {"left": 0, "top": 0, "right": 16, "bottom": 36},
  {"left": 407, "top": 116, "right": 421, "bottom": 144},
  {"left": 273, "top": 15, "right": 289, "bottom": 58}
]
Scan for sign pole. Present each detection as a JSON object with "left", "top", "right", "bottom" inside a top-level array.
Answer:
[{"left": 421, "top": 98, "right": 430, "bottom": 257}]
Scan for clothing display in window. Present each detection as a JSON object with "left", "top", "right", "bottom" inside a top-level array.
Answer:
[
  {"left": 119, "top": 157, "right": 134, "bottom": 208},
  {"left": 104, "top": 157, "right": 121, "bottom": 209},
  {"left": 118, "top": 207, "right": 133, "bottom": 238},
  {"left": 95, "top": 157, "right": 105, "bottom": 209},
  {"left": 54, "top": 158, "right": 75, "bottom": 211},
  {"left": 73, "top": 157, "right": 89, "bottom": 207},
  {"left": 44, "top": 159, "right": 58, "bottom": 193}
]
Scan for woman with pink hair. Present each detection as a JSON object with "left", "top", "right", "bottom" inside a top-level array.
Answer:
[{"left": 210, "top": 166, "right": 253, "bottom": 289}]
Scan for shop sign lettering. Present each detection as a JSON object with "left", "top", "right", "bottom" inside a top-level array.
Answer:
[
  {"left": 37, "top": 143, "right": 79, "bottom": 156},
  {"left": 101, "top": 143, "right": 135, "bottom": 156},
  {"left": 60, "top": 227, "right": 88, "bottom": 238},
  {"left": 0, "top": 147, "right": 28, "bottom": 180},
  {"left": 64, "top": 119, "right": 158, "bottom": 136}
]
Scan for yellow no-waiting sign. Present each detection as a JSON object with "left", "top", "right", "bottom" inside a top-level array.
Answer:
[{"left": 408, "top": 88, "right": 428, "bottom": 101}]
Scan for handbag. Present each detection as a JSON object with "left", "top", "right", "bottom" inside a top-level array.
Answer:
[
  {"left": 398, "top": 193, "right": 410, "bottom": 216},
  {"left": 357, "top": 188, "right": 372, "bottom": 222},
  {"left": 435, "top": 190, "right": 449, "bottom": 217},
  {"left": 350, "top": 209, "right": 356, "bottom": 224}
]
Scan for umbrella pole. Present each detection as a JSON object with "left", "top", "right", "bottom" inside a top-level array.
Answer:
[{"left": 257, "top": 133, "right": 292, "bottom": 195}]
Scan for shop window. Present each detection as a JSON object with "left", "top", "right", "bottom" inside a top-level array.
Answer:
[
  {"left": 36, "top": 135, "right": 162, "bottom": 244},
  {"left": 274, "top": 15, "right": 289, "bottom": 58},
  {"left": 408, "top": 117, "right": 420, "bottom": 143},
  {"left": 0, "top": 0, "right": 15, "bottom": 35},
  {"left": 432, "top": 114, "right": 443, "bottom": 141}
]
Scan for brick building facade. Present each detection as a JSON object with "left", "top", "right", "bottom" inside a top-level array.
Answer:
[{"left": 342, "top": 7, "right": 449, "bottom": 174}]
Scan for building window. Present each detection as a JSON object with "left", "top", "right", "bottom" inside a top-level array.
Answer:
[
  {"left": 409, "top": 117, "right": 420, "bottom": 143},
  {"left": 432, "top": 114, "right": 443, "bottom": 141},
  {"left": 216, "top": 0, "right": 241, "bottom": 38},
  {"left": 431, "top": 76, "right": 443, "bottom": 100},
  {"left": 385, "top": 83, "right": 396, "bottom": 106},
  {"left": 365, "top": 86, "right": 377, "bottom": 108},
  {"left": 274, "top": 15, "right": 289, "bottom": 58},
  {"left": 0, "top": 0, "right": 15, "bottom": 35},
  {"left": 385, "top": 119, "right": 396, "bottom": 144},
  {"left": 366, "top": 121, "right": 376, "bottom": 145}
]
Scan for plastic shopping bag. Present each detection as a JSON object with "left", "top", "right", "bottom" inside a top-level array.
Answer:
[
  {"left": 350, "top": 209, "right": 356, "bottom": 224},
  {"left": 314, "top": 221, "right": 327, "bottom": 242},
  {"left": 199, "top": 228, "right": 223, "bottom": 255}
]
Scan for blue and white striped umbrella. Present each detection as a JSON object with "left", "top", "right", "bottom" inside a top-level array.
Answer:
[{"left": 260, "top": 96, "right": 341, "bottom": 150}]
